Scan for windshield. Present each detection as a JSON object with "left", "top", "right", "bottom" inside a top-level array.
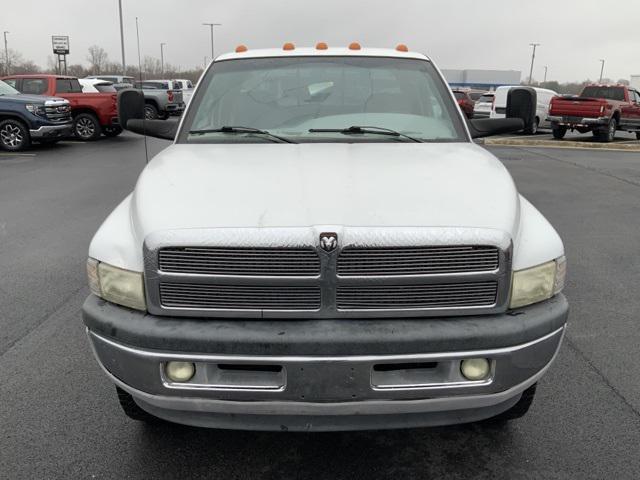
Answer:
[
  {"left": 179, "top": 56, "right": 467, "bottom": 143},
  {"left": 0, "top": 80, "right": 19, "bottom": 95}
]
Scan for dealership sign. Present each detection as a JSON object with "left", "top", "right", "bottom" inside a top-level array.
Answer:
[{"left": 52, "top": 36, "right": 70, "bottom": 55}]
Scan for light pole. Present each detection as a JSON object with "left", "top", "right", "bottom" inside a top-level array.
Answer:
[
  {"left": 599, "top": 59, "right": 605, "bottom": 83},
  {"left": 3, "top": 31, "right": 9, "bottom": 76},
  {"left": 118, "top": 0, "right": 126, "bottom": 75},
  {"left": 160, "top": 42, "right": 166, "bottom": 76},
  {"left": 528, "top": 43, "right": 540, "bottom": 85},
  {"left": 202, "top": 23, "right": 221, "bottom": 60},
  {"left": 543, "top": 66, "right": 548, "bottom": 83}
]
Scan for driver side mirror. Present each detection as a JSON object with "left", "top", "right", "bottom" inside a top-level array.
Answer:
[
  {"left": 117, "top": 89, "right": 178, "bottom": 141},
  {"left": 467, "top": 87, "right": 535, "bottom": 138}
]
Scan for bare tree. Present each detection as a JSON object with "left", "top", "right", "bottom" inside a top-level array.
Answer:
[{"left": 86, "top": 45, "right": 109, "bottom": 74}]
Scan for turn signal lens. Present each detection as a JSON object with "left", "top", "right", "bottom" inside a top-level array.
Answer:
[
  {"left": 396, "top": 44, "right": 409, "bottom": 52},
  {"left": 235, "top": 45, "right": 248, "bottom": 53},
  {"left": 316, "top": 42, "right": 328, "bottom": 50},
  {"left": 283, "top": 42, "right": 295, "bottom": 51},
  {"left": 348, "top": 42, "right": 361, "bottom": 50}
]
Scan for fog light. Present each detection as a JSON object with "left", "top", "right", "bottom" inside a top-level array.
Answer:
[
  {"left": 460, "top": 358, "right": 491, "bottom": 381},
  {"left": 165, "top": 361, "right": 195, "bottom": 382}
]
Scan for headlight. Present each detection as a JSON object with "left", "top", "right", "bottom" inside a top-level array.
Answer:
[
  {"left": 25, "top": 104, "right": 46, "bottom": 116},
  {"left": 509, "top": 256, "right": 566, "bottom": 309},
  {"left": 86, "top": 258, "right": 146, "bottom": 311}
]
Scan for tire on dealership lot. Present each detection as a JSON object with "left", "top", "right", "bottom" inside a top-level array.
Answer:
[
  {"left": 74, "top": 113, "right": 102, "bottom": 141},
  {"left": 597, "top": 117, "right": 617, "bottom": 143},
  {"left": 482, "top": 383, "right": 537, "bottom": 425},
  {"left": 0, "top": 118, "right": 31, "bottom": 152},
  {"left": 552, "top": 126, "right": 567, "bottom": 140},
  {"left": 116, "top": 386, "right": 163, "bottom": 424},
  {"left": 103, "top": 126, "right": 123, "bottom": 138},
  {"left": 144, "top": 103, "right": 159, "bottom": 120},
  {"left": 524, "top": 117, "right": 539, "bottom": 135}
]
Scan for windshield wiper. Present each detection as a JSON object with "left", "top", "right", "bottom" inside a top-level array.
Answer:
[
  {"left": 188, "top": 126, "right": 296, "bottom": 144},
  {"left": 308, "top": 126, "right": 423, "bottom": 143}
]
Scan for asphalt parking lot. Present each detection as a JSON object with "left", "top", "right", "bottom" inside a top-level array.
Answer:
[{"left": 2, "top": 134, "right": 640, "bottom": 479}]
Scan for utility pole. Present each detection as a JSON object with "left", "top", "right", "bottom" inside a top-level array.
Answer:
[
  {"left": 599, "top": 59, "right": 605, "bottom": 83},
  {"left": 160, "top": 42, "right": 166, "bottom": 76},
  {"left": 118, "top": 0, "right": 126, "bottom": 75},
  {"left": 528, "top": 43, "right": 540, "bottom": 85},
  {"left": 543, "top": 66, "right": 548, "bottom": 83},
  {"left": 3, "top": 31, "right": 9, "bottom": 76},
  {"left": 202, "top": 23, "right": 221, "bottom": 60}
]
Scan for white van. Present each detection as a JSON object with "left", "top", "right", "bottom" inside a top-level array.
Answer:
[{"left": 490, "top": 86, "right": 558, "bottom": 134}]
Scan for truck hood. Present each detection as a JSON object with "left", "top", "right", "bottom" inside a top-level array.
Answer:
[
  {"left": 0, "top": 93, "right": 67, "bottom": 104},
  {"left": 131, "top": 142, "right": 520, "bottom": 240}
]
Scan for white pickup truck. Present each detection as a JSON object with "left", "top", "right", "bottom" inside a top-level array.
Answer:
[{"left": 83, "top": 45, "right": 568, "bottom": 431}]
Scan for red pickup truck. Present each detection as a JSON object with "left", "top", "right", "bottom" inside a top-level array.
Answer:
[
  {"left": 1, "top": 75, "right": 120, "bottom": 141},
  {"left": 548, "top": 84, "right": 640, "bottom": 142}
]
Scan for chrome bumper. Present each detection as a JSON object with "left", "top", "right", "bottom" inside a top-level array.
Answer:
[
  {"left": 548, "top": 115, "right": 609, "bottom": 126},
  {"left": 29, "top": 123, "right": 73, "bottom": 139},
  {"left": 88, "top": 326, "right": 565, "bottom": 430}
]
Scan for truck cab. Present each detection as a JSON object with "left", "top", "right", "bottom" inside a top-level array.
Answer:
[{"left": 83, "top": 45, "right": 568, "bottom": 431}]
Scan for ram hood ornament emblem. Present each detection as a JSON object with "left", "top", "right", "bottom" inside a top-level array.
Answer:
[{"left": 319, "top": 232, "right": 338, "bottom": 252}]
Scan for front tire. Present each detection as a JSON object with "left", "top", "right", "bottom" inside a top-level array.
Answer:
[
  {"left": 552, "top": 126, "right": 567, "bottom": 139},
  {"left": 74, "top": 113, "right": 102, "bottom": 141},
  {"left": 144, "top": 104, "right": 159, "bottom": 120},
  {"left": 0, "top": 119, "right": 31, "bottom": 152},
  {"left": 483, "top": 383, "right": 537, "bottom": 424},
  {"left": 116, "top": 386, "right": 162, "bottom": 424}
]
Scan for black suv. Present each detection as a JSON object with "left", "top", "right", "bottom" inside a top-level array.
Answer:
[{"left": 0, "top": 80, "right": 73, "bottom": 151}]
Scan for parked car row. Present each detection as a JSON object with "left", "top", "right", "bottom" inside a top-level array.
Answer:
[{"left": 0, "top": 73, "right": 193, "bottom": 151}]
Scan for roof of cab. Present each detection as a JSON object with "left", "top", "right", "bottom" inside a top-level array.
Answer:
[{"left": 215, "top": 47, "right": 430, "bottom": 62}]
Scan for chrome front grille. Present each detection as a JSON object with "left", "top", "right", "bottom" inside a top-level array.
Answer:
[
  {"left": 143, "top": 228, "right": 512, "bottom": 318},
  {"left": 336, "top": 281, "right": 498, "bottom": 310},
  {"left": 45, "top": 105, "right": 71, "bottom": 123},
  {"left": 160, "top": 283, "right": 321, "bottom": 311},
  {"left": 158, "top": 247, "right": 320, "bottom": 277},
  {"left": 337, "top": 246, "right": 499, "bottom": 277}
]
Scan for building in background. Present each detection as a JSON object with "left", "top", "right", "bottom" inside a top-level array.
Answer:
[{"left": 442, "top": 69, "right": 522, "bottom": 90}]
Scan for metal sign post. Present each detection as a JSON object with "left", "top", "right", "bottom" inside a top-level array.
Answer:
[{"left": 51, "top": 35, "right": 70, "bottom": 75}]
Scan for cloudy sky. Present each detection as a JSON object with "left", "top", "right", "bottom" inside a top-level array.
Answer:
[{"left": 3, "top": 0, "right": 639, "bottom": 82}]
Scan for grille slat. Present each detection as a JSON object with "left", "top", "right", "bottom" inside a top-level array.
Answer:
[
  {"left": 338, "top": 246, "right": 499, "bottom": 276},
  {"left": 160, "top": 283, "right": 321, "bottom": 310},
  {"left": 337, "top": 282, "right": 498, "bottom": 310},
  {"left": 159, "top": 247, "right": 320, "bottom": 277}
]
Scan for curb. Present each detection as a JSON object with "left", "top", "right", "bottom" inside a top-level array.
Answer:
[{"left": 482, "top": 137, "right": 640, "bottom": 152}]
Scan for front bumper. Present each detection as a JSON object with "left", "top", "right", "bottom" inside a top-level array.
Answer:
[
  {"left": 83, "top": 294, "right": 568, "bottom": 431},
  {"left": 29, "top": 123, "right": 73, "bottom": 139},
  {"left": 548, "top": 115, "right": 609, "bottom": 127}
]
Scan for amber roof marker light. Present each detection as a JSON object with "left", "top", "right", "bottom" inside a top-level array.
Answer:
[
  {"left": 283, "top": 42, "right": 296, "bottom": 51},
  {"left": 235, "top": 45, "right": 248, "bottom": 53},
  {"left": 348, "top": 42, "right": 362, "bottom": 50},
  {"left": 316, "top": 42, "right": 328, "bottom": 50},
  {"left": 396, "top": 44, "right": 409, "bottom": 52}
]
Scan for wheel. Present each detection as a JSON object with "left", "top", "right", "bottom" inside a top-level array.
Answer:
[
  {"left": 552, "top": 126, "right": 567, "bottom": 140},
  {"left": 483, "top": 383, "right": 537, "bottom": 424},
  {"left": 524, "top": 117, "right": 539, "bottom": 135},
  {"left": 598, "top": 117, "right": 617, "bottom": 143},
  {"left": 103, "top": 126, "right": 123, "bottom": 137},
  {"left": 144, "top": 103, "right": 159, "bottom": 120},
  {"left": 74, "top": 113, "right": 102, "bottom": 141},
  {"left": 116, "top": 386, "right": 162, "bottom": 423},
  {"left": 0, "top": 119, "right": 31, "bottom": 152}
]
